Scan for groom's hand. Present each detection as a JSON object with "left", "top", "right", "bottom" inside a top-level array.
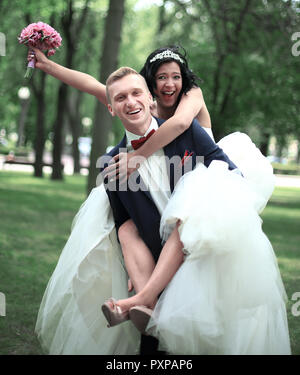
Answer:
[{"left": 103, "top": 152, "right": 143, "bottom": 184}]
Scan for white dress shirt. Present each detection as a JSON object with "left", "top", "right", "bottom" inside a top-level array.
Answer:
[{"left": 125, "top": 117, "right": 171, "bottom": 215}]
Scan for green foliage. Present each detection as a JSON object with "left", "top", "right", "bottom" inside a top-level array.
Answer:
[
  {"left": 0, "top": 0, "right": 106, "bottom": 150},
  {"left": 147, "top": 0, "right": 300, "bottom": 145},
  {"left": 0, "top": 0, "right": 299, "bottom": 168}
]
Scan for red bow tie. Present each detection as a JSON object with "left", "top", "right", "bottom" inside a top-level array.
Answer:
[{"left": 131, "top": 129, "right": 156, "bottom": 150}]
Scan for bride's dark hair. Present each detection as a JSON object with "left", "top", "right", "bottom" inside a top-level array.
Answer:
[{"left": 140, "top": 45, "right": 200, "bottom": 100}]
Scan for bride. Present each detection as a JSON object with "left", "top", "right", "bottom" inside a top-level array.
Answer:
[{"left": 33, "top": 46, "right": 291, "bottom": 355}]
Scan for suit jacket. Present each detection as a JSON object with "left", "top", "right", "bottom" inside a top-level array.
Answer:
[{"left": 100, "top": 117, "right": 238, "bottom": 262}]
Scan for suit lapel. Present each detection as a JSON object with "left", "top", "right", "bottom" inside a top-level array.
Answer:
[
  {"left": 117, "top": 134, "right": 127, "bottom": 150},
  {"left": 163, "top": 141, "right": 177, "bottom": 193},
  {"left": 120, "top": 133, "right": 153, "bottom": 202}
]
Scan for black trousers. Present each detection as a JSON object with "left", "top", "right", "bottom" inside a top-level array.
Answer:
[{"left": 139, "top": 334, "right": 165, "bottom": 355}]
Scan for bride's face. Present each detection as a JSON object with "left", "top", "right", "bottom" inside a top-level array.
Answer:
[{"left": 153, "top": 61, "right": 183, "bottom": 111}]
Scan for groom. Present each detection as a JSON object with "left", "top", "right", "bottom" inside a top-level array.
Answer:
[{"left": 99, "top": 67, "right": 238, "bottom": 354}]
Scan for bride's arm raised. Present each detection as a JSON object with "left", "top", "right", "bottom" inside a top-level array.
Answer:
[{"left": 31, "top": 47, "right": 107, "bottom": 105}]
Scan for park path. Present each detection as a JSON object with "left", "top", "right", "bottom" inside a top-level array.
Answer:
[
  {"left": 275, "top": 174, "right": 300, "bottom": 188},
  {"left": 1, "top": 154, "right": 300, "bottom": 188}
]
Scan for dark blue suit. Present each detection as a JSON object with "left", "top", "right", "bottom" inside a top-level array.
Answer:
[{"left": 100, "top": 117, "right": 238, "bottom": 262}]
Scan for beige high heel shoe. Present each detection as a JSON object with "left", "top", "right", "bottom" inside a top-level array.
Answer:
[
  {"left": 129, "top": 305, "right": 153, "bottom": 335},
  {"left": 101, "top": 298, "right": 129, "bottom": 327}
]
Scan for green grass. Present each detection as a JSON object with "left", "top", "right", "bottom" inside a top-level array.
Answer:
[
  {"left": 0, "top": 171, "right": 299, "bottom": 355},
  {"left": 0, "top": 171, "right": 86, "bottom": 355},
  {"left": 261, "top": 187, "right": 300, "bottom": 355}
]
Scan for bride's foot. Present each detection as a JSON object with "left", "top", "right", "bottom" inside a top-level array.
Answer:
[
  {"left": 114, "top": 293, "right": 157, "bottom": 335},
  {"left": 129, "top": 305, "right": 153, "bottom": 335},
  {"left": 116, "top": 293, "right": 156, "bottom": 314},
  {"left": 101, "top": 298, "right": 129, "bottom": 327}
]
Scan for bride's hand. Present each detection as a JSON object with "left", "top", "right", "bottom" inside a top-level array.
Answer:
[
  {"left": 27, "top": 47, "right": 50, "bottom": 72},
  {"left": 150, "top": 100, "right": 158, "bottom": 117},
  {"left": 103, "top": 152, "right": 142, "bottom": 184},
  {"left": 128, "top": 279, "right": 133, "bottom": 292}
]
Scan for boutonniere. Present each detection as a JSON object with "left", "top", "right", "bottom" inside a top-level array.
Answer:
[{"left": 181, "top": 150, "right": 194, "bottom": 166}]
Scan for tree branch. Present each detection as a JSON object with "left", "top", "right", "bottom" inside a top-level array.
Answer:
[{"left": 74, "top": 0, "right": 91, "bottom": 41}]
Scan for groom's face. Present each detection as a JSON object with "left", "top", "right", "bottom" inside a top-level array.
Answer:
[{"left": 107, "top": 74, "right": 153, "bottom": 135}]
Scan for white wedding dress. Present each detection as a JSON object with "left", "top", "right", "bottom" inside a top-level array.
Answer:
[
  {"left": 35, "top": 132, "right": 291, "bottom": 355},
  {"left": 35, "top": 185, "right": 140, "bottom": 355}
]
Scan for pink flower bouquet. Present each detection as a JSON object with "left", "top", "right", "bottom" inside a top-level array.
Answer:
[{"left": 18, "top": 22, "right": 62, "bottom": 78}]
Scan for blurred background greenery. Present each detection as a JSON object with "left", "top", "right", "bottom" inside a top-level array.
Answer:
[{"left": 0, "top": 0, "right": 299, "bottom": 191}]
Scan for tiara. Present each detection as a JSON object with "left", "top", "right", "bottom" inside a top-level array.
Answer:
[{"left": 149, "top": 50, "right": 184, "bottom": 64}]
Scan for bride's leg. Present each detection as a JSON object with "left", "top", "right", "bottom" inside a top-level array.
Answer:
[
  {"left": 118, "top": 219, "right": 156, "bottom": 294},
  {"left": 117, "top": 221, "right": 184, "bottom": 312}
]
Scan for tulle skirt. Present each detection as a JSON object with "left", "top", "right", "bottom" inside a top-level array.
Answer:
[
  {"left": 35, "top": 185, "right": 140, "bottom": 355},
  {"left": 35, "top": 132, "right": 291, "bottom": 355},
  {"left": 146, "top": 133, "right": 291, "bottom": 354}
]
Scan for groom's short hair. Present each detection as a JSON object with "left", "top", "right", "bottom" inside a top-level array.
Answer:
[{"left": 106, "top": 67, "right": 148, "bottom": 103}]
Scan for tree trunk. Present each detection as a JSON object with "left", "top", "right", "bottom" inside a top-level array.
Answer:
[
  {"left": 33, "top": 71, "right": 47, "bottom": 177},
  {"left": 296, "top": 142, "right": 300, "bottom": 164},
  {"left": 87, "top": 0, "right": 125, "bottom": 194},
  {"left": 275, "top": 142, "right": 284, "bottom": 161},
  {"left": 51, "top": 83, "right": 68, "bottom": 180},
  {"left": 202, "top": 0, "right": 253, "bottom": 141},
  {"left": 24, "top": 13, "right": 48, "bottom": 178},
  {"left": 51, "top": 0, "right": 90, "bottom": 180},
  {"left": 17, "top": 98, "right": 30, "bottom": 148},
  {"left": 67, "top": 91, "right": 82, "bottom": 174},
  {"left": 259, "top": 129, "right": 270, "bottom": 156}
]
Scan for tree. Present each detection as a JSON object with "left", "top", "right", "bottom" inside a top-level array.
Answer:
[
  {"left": 87, "top": 0, "right": 125, "bottom": 194},
  {"left": 154, "top": 0, "right": 300, "bottom": 154},
  {"left": 32, "top": 70, "right": 47, "bottom": 177},
  {"left": 51, "top": 0, "right": 90, "bottom": 180},
  {"left": 24, "top": 11, "right": 53, "bottom": 178},
  {"left": 66, "top": 90, "right": 82, "bottom": 174}
]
